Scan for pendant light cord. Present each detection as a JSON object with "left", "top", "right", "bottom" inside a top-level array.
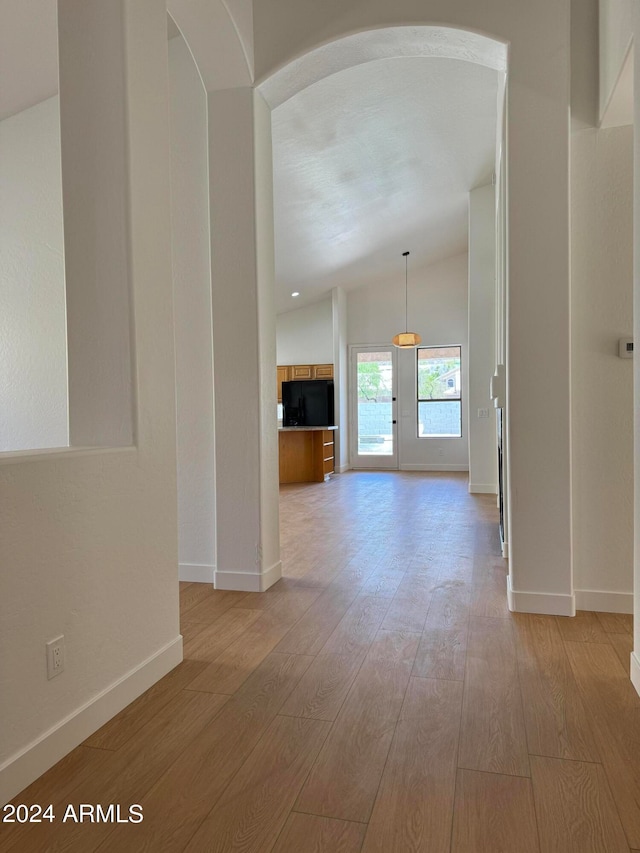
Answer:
[{"left": 403, "top": 251, "right": 410, "bottom": 333}]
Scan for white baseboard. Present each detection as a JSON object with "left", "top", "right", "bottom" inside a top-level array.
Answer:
[
  {"left": 0, "top": 636, "right": 183, "bottom": 806},
  {"left": 507, "top": 574, "right": 576, "bottom": 616},
  {"left": 399, "top": 464, "right": 469, "bottom": 472},
  {"left": 179, "top": 563, "right": 215, "bottom": 584},
  {"left": 574, "top": 589, "right": 633, "bottom": 614},
  {"left": 337, "top": 463, "right": 350, "bottom": 473},
  {"left": 631, "top": 652, "right": 640, "bottom": 697},
  {"left": 214, "top": 560, "right": 282, "bottom": 592},
  {"left": 468, "top": 483, "right": 498, "bottom": 494}
]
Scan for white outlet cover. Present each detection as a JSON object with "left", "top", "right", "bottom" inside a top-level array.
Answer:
[{"left": 46, "top": 635, "right": 65, "bottom": 680}]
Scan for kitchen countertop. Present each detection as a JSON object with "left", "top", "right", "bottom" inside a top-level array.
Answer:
[{"left": 278, "top": 425, "right": 338, "bottom": 431}]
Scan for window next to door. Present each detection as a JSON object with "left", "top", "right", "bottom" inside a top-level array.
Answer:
[{"left": 417, "top": 345, "right": 462, "bottom": 438}]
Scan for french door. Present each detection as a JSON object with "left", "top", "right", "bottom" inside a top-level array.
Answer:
[{"left": 350, "top": 346, "right": 398, "bottom": 469}]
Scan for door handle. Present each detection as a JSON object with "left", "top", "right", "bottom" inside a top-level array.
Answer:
[{"left": 392, "top": 420, "right": 397, "bottom": 424}]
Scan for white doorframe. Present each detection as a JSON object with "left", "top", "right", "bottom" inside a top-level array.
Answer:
[{"left": 349, "top": 345, "right": 398, "bottom": 469}]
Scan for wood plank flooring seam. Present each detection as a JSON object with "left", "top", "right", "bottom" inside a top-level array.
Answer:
[
  {"left": 279, "top": 651, "right": 370, "bottom": 723},
  {"left": 211, "top": 709, "right": 331, "bottom": 817},
  {"left": 184, "top": 715, "right": 333, "bottom": 853},
  {"left": 527, "top": 752, "right": 604, "bottom": 767},
  {"left": 354, "top": 670, "right": 415, "bottom": 830},
  {"left": 409, "top": 674, "right": 468, "bottom": 685},
  {"left": 519, "top": 769, "right": 544, "bottom": 853},
  {"left": 289, "top": 809, "right": 369, "bottom": 826},
  {"left": 449, "top": 755, "right": 461, "bottom": 853},
  {"left": 277, "top": 711, "right": 339, "bottom": 724},
  {"left": 450, "top": 664, "right": 467, "bottom": 853},
  {"left": 561, "top": 640, "right": 640, "bottom": 847},
  {"left": 455, "top": 763, "right": 532, "bottom": 780}
]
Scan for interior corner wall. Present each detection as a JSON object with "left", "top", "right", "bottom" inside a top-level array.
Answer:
[
  {"left": 599, "top": 0, "right": 634, "bottom": 121},
  {"left": 571, "top": 0, "right": 599, "bottom": 131},
  {"left": 468, "top": 184, "right": 497, "bottom": 494},
  {"left": 0, "top": 96, "right": 68, "bottom": 451},
  {"left": 571, "top": 124, "right": 633, "bottom": 611},
  {"left": 276, "top": 298, "right": 334, "bottom": 364},
  {"left": 169, "top": 36, "right": 215, "bottom": 583},
  {"left": 348, "top": 252, "right": 469, "bottom": 470}
]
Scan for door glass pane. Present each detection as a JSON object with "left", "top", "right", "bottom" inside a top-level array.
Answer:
[{"left": 356, "top": 350, "right": 393, "bottom": 455}]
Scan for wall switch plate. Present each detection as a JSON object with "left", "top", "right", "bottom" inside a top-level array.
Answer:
[
  {"left": 46, "top": 636, "right": 65, "bottom": 679},
  {"left": 477, "top": 408, "right": 490, "bottom": 419},
  {"left": 619, "top": 338, "right": 633, "bottom": 358}
]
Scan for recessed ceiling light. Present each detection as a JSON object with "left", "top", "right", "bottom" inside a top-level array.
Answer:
[{"left": 291, "top": 291, "right": 300, "bottom": 297}]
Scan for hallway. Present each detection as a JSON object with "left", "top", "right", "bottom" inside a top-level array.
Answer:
[{"left": 2, "top": 472, "right": 638, "bottom": 851}]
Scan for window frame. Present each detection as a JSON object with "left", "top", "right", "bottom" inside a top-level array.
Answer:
[{"left": 416, "top": 344, "right": 463, "bottom": 439}]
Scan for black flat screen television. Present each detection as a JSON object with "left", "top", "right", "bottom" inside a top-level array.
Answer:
[{"left": 282, "top": 379, "right": 335, "bottom": 427}]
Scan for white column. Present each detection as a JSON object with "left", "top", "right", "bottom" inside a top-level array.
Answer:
[
  {"left": 632, "top": 28, "right": 640, "bottom": 691},
  {"left": 208, "top": 87, "right": 281, "bottom": 592},
  {"left": 58, "top": 0, "right": 134, "bottom": 447},
  {"left": 505, "top": 17, "right": 574, "bottom": 616},
  {"left": 332, "top": 286, "right": 349, "bottom": 472},
  {"left": 468, "top": 184, "right": 498, "bottom": 495}
]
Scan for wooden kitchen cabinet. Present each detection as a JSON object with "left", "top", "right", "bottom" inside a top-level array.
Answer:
[
  {"left": 290, "top": 364, "right": 313, "bottom": 380},
  {"left": 312, "top": 364, "right": 334, "bottom": 379},
  {"left": 278, "top": 427, "right": 336, "bottom": 483},
  {"left": 277, "top": 365, "right": 291, "bottom": 403}
]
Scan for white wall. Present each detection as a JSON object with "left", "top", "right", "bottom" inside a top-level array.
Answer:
[
  {"left": 571, "top": 125, "right": 634, "bottom": 611},
  {"left": 600, "top": 0, "right": 634, "bottom": 121},
  {"left": 571, "top": 0, "right": 598, "bottom": 131},
  {"left": 59, "top": 0, "right": 134, "bottom": 449},
  {"left": 348, "top": 252, "right": 469, "bottom": 470},
  {"left": 0, "top": 0, "right": 181, "bottom": 803},
  {"left": 468, "top": 184, "right": 498, "bottom": 494},
  {"left": 276, "top": 297, "right": 334, "bottom": 364},
  {"left": 169, "top": 36, "right": 216, "bottom": 583},
  {"left": 332, "top": 286, "right": 349, "bottom": 471},
  {"left": 0, "top": 96, "right": 68, "bottom": 451}
]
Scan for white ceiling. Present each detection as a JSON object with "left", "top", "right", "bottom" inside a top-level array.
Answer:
[{"left": 272, "top": 56, "right": 500, "bottom": 314}]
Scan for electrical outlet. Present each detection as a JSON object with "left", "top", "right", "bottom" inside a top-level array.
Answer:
[
  {"left": 46, "top": 636, "right": 65, "bottom": 680},
  {"left": 478, "top": 408, "right": 490, "bottom": 419}
]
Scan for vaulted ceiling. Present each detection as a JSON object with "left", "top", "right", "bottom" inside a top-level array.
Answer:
[{"left": 271, "top": 56, "right": 500, "bottom": 313}]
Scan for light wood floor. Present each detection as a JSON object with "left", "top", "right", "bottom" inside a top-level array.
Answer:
[{"left": 2, "top": 471, "right": 639, "bottom": 852}]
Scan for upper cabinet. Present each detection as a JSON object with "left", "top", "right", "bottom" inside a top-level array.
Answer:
[
  {"left": 312, "top": 364, "right": 333, "bottom": 379},
  {"left": 277, "top": 363, "right": 334, "bottom": 402},
  {"left": 291, "top": 364, "right": 313, "bottom": 380}
]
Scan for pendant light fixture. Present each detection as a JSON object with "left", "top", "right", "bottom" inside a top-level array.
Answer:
[{"left": 392, "top": 251, "right": 422, "bottom": 348}]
